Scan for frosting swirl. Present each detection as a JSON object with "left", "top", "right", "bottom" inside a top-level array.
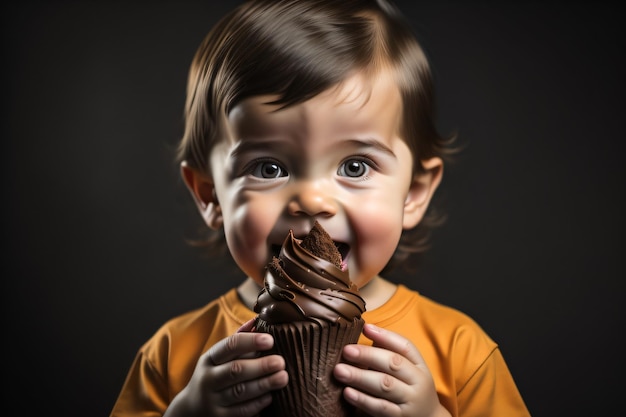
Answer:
[{"left": 254, "top": 229, "right": 366, "bottom": 325}]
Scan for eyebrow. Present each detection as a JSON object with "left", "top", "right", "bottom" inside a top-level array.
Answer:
[
  {"left": 228, "top": 139, "right": 287, "bottom": 158},
  {"left": 343, "top": 138, "right": 397, "bottom": 158},
  {"left": 228, "top": 137, "right": 397, "bottom": 158}
]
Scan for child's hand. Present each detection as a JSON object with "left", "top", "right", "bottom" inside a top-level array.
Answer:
[
  {"left": 333, "top": 324, "right": 451, "bottom": 417},
  {"left": 164, "top": 319, "right": 288, "bottom": 417}
]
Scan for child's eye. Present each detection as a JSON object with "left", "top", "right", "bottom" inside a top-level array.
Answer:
[
  {"left": 337, "top": 158, "right": 370, "bottom": 178},
  {"left": 250, "top": 160, "right": 288, "bottom": 178}
]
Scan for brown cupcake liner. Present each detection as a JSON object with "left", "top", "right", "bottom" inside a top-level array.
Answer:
[{"left": 256, "top": 318, "right": 364, "bottom": 417}]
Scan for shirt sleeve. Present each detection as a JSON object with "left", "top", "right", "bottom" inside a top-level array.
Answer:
[
  {"left": 109, "top": 349, "right": 169, "bottom": 417},
  {"left": 456, "top": 347, "right": 531, "bottom": 417}
]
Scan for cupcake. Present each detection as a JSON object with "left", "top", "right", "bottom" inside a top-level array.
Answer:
[{"left": 254, "top": 221, "right": 366, "bottom": 417}]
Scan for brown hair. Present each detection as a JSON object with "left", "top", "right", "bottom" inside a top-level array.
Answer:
[{"left": 177, "top": 0, "right": 456, "bottom": 273}]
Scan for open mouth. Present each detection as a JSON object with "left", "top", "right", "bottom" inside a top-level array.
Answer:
[
  {"left": 334, "top": 241, "right": 350, "bottom": 261},
  {"left": 270, "top": 244, "right": 281, "bottom": 259},
  {"left": 270, "top": 241, "right": 350, "bottom": 262}
]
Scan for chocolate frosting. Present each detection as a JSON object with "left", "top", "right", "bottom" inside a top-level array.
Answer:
[{"left": 254, "top": 228, "right": 366, "bottom": 325}]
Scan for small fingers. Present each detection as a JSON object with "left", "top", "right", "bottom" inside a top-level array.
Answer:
[
  {"left": 213, "top": 354, "right": 286, "bottom": 388},
  {"left": 334, "top": 361, "right": 407, "bottom": 405},
  {"left": 216, "top": 357, "right": 288, "bottom": 406},
  {"left": 200, "top": 332, "right": 288, "bottom": 407},
  {"left": 215, "top": 392, "right": 274, "bottom": 417},
  {"left": 340, "top": 344, "right": 420, "bottom": 385},
  {"left": 343, "top": 385, "right": 402, "bottom": 417},
  {"left": 206, "top": 332, "right": 273, "bottom": 366},
  {"left": 335, "top": 326, "right": 442, "bottom": 417},
  {"left": 362, "top": 324, "right": 424, "bottom": 366}
]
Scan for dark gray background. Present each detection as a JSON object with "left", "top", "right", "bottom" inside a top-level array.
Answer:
[{"left": 3, "top": 1, "right": 624, "bottom": 416}]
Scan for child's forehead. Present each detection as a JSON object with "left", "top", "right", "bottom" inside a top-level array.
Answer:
[
  {"left": 227, "top": 70, "right": 402, "bottom": 141},
  {"left": 231, "top": 69, "right": 400, "bottom": 120}
]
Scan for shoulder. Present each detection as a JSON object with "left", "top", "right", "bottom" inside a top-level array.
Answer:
[
  {"left": 141, "top": 288, "right": 255, "bottom": 359},
  {"left": 405, "top": 285, "right": 496, "bottom": 348},
  {"left": 369, "top": 286, "right": 529, "bottom": 414},
  {"left": 368, "top": 285, "right": 493, "bottom": 340},
  {"left": 366, "top": 284, "right": 498, "bottom": 372},
  {"left": 414, "top": 290, "right": 490, "bottom": 336},
  {"left": 413, "top": 290, "right": 498, "bottom": 365},
  {"left": 111, "top": 289, "right": 254, "bottom": 405},
  {"left": 127, "top": 288, "right": 256, "bottom": 392}
]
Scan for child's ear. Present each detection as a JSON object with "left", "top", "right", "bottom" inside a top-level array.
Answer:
[
  {"left": 180, "top": 161, "right": 223, "bottom": 230},
  {"left": 403, "top": 157, "right": 443, "bottom": 229}
]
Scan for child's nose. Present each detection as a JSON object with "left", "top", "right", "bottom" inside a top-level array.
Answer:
[{"left": 287, "top": 181, "right": 337, "bottom": 218}]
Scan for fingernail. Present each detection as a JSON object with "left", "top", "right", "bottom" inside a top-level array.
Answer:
[
  {"left": 267, "top": 355, "right": 284, "bottom": 370},
  {"left": 257, "top": 333, "right": 273, "bottom": 349},
  {"left": 365, "top": 323, "right": 381, "bottom": 333},
  {"left": 334, "top": 364, "right": 349, "bottom": 379},
  {"left": 343, "top": 344, "right": 359, "bottom": 358},
  {"left": 344, "top": 387, "right": 359, "bottom": 402}
]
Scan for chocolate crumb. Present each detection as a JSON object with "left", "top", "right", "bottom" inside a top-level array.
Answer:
[{"left": 300, "top": 221, "right": 342, "bottom": 268}]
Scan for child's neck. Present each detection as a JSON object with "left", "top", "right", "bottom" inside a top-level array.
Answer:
[
  {"left": 237, "top": 275, "right": 397, "bottom": 312},
  {"left": 359, "top": 276, "right": 397, "bottom": 310}
]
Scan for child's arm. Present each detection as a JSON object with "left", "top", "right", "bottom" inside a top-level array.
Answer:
[
  {"left": 334, "top": 323, "right": 451, "bottom": 417},
  {"left": 163, "top": 319, "right": 288, "bottom": 417}
]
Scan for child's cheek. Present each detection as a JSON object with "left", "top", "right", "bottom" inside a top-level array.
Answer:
[
  {"left": 224, "top": 197, "right": 283, "bottom": 280},
  {"left": 348, "top": 204, "right": 404, "bottom": 283}
]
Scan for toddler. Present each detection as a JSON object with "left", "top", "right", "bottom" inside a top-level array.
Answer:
[{"left": 111, "top": 1, "right": 530, "bottom": 416}]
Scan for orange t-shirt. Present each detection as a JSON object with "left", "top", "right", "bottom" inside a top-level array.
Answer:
[{"left": 110, "top": 285, "right": 530, "bottom": 416}]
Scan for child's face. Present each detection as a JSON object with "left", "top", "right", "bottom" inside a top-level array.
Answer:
[{"left": 189, "top": 71, "right": 441, "bottom": 288}]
